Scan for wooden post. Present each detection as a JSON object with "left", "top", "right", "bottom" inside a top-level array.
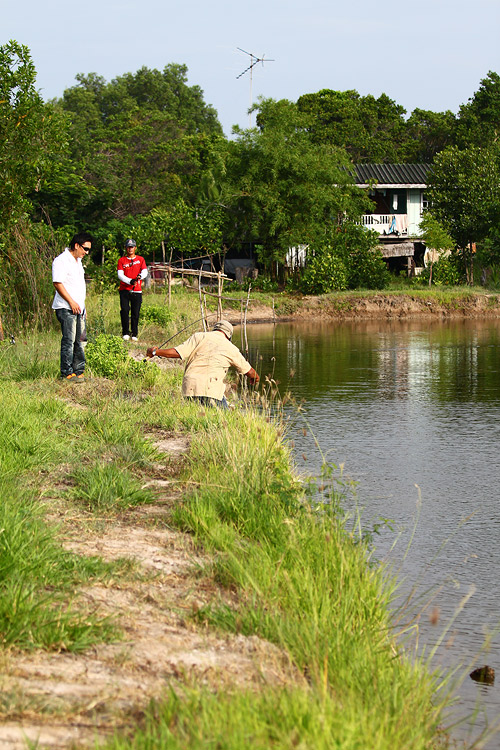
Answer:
[
  {"left": 167, "top": 266, "right": 172, "bottom": 306},
  {"left": 240, "top": 301, "right": 244, "bottom": 349},
  {"left": 199, "top": 274, "right": 206, "bottom": 330},
  {"left": 101, "top": 245, "right": 105, "bottom": 266},
  {"left": 217, "top": 272, "right": 222, "bottom": 320},
  {"left": 243, "top": 284, "right": 251, "bottom": 354}
]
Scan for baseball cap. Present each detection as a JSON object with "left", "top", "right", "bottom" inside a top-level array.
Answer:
[
  {"left": 213, "top": 320, "right": 233, "bottom": 340},
  {"left": 125, "top": 239, "right": 137, "bottom": 248}
]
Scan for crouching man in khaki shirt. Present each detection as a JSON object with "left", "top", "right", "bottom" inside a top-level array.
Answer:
[{"left": 146, "top": 320, "right": 259, "bottom": 408}]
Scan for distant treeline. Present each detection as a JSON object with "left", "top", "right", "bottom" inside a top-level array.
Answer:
[{"left": 1, "top": 40, "right": 500, "bottom": 327}]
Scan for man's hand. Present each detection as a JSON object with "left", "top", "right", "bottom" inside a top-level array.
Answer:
[
  {"left": 146, "top": 347, "right": 157, "bottom": 358},
  {"left": 246, "top": 367, "right": 259, "bottom": 385},
  {"left": 129, "top": 276, "right": 140, "bottom": 286},
  {"left": 53, "top": 282, "right": 81, "bottom": 314}
]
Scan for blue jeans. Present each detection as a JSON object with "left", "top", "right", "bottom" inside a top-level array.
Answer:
[{"left": 55, "top": 308, "right": 85, "bottom": 377}]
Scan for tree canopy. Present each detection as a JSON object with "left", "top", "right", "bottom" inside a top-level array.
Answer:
[
  {"left": 0, "top": 41, "right": 68, "bottom": 229},
  {"left": 224, "top": 98, "right": 370, "bottom": 268}
]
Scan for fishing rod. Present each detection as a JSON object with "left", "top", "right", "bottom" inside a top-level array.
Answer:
[{"left": 143, "top": 312, "right": 219, "bottom": 361}]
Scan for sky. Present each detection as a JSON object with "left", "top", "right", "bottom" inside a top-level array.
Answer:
[{"left": 3, "top": 0, "right": 500, "bottom": 137}]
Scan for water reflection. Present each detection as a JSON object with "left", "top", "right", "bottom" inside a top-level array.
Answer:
[{"left": 246, "top": 318, "right": 500, "bottom": 749}]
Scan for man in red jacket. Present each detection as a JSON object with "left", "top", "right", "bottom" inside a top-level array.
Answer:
[{"left": 117, "top": 239, "right": 148, "bottom": 341}]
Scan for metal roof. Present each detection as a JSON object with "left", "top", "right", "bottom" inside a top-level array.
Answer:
[{"left": 354, "top": 164, "right": 431, "bottom": 188}]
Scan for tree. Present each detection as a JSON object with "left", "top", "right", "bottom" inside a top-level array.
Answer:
[
  {"left": 419, "top": 213, "right": 455, "bottom": 285},
  {"left": 403, "top": 109, "right": 456, "bottom": 162},
  {"left": 427, "top": 145, "right": 500, "bottom": 284},
  {"left": 0, "top": 41, "right": 66, "bottom": 229},
  {"left": 225, "top": 98, "right": 370, "bottom": 272},
  {"left": 296, "top": 89, "right": 407, "bottom": 162},
  {"left": 456, "top": 71, "right": 500, "bottom": 148},
  {"left": 47, "top": 65, "right": 225, "bottom": 228}
]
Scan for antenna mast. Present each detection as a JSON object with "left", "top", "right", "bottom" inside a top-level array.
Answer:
[{"left": 236, "top": 48, "right": 274, "bottom": 127}]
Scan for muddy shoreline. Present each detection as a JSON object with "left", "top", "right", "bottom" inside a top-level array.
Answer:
[{"left": 222, "top": 292, "right": 500, "bottom": 324}]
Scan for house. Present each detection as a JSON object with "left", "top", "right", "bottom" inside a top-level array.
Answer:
[{"left": 355, "top": 163, "right": 431, "bottom": 274}]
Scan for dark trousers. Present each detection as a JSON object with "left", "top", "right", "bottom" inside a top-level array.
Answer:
[
  {"left": 55, "top": 308, "right": 86, "bottom": 377},
  {"left": 187, "top": 396, "right": 229, "bottom": 410},
  {"left": 119, "top": 290, "right": 142, "bottom": 337}
]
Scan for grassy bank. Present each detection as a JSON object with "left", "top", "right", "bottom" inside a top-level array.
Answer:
[{"left": 0, "top": 295, "right": 456, "bottom": 748}]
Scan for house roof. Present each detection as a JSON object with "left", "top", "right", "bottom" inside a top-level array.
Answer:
[{"left": 355, "top": 164, "right": 431, "bottom": 188}]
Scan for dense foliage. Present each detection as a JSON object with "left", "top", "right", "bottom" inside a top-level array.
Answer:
[{"left": 1, "top": 39, "right": 500, "bottom": 331}]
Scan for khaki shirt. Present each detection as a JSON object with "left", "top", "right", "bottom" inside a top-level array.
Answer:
[{"left": 175, "top": 331, "right": 252, "bottom": 401}]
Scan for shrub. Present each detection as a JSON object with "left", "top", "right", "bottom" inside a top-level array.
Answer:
[
  {"left": 419, "top": 254, "right": 465, "bottom": 286},
  {"left": 300, "top": 251, "right": 348, "bottom": 293},
  {"left": 141, "top": 304, "right": 173, "bottom": 327},
  {"left": 298, "top": 222, "right": 390, "bottom": 293},
  {"left": 85, "top": 333, "right": 156, "bottom": 380}
]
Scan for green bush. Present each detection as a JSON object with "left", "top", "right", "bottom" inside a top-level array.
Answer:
[
  {"left": 298, "top": 223, "right": 390, "bottom": 293},
  {"left": 300, "top": 251, "right": 348, "bottom": 293},
  {"left": 85, "top": 333, "right": 156, "bottom": 380},
  {"left": 85, "top": 248, "right": 121, "bottom": 292},
  {"left": 419, "top": 255, "right": 465, "bottom": 286},
  {"left": 141, "top": 304, "right": 173, "bottom": 327}
]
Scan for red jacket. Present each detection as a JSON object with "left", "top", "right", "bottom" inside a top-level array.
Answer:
[{"left": 117, "top": 255, "right": 147, "bottom": 291}]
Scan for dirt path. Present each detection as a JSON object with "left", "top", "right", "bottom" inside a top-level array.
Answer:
[{"left": 0, "top": 435, "right": 296, "bottom": 749}]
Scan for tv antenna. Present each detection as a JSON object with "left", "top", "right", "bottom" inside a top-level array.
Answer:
[{"left": 236, "top": 48, "right": 274, "bottom": 127}]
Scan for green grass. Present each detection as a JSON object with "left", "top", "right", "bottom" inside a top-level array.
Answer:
[
  {"left": 94, "top": 392, "right": 449, "bottom": 749},
  {"left": 0, "top": 358, "right": 159, "bottom": 650},
  {"left": 0, "top": 291, "right": 468, "bottom": 746}
]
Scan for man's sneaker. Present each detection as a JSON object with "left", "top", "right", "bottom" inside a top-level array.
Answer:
[
  {"left": 131, "top": 336, "right": 138, "bottom": 341},
  {"left": 61, "top": 373, "right": 76, "bottom": 382},
  {"left": 75, "top": 374, "right": 85, "bottom": 382},
  {"left": 123, "top": 335, "right": 130, "bottom": 341}
]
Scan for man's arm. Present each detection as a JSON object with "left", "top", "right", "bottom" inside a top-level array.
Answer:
[
  {"left": 53, "top": 282, "right": 81, "bottom": 314},
  {"left": 146, "top": 347, "right": 181, "bottom": 359}
]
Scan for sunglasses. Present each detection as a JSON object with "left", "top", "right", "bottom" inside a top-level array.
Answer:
[{"left": 79, "top": 244, "right": 91, "bottom": 253}]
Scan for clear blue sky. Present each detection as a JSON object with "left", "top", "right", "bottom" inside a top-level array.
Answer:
[{"left": 3, "top": 0, "right": 500, "bottom": 136}]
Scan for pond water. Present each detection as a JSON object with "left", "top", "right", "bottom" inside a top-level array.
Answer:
[{"left": 245, "top": 318, "right": 500, "bottom": 748}]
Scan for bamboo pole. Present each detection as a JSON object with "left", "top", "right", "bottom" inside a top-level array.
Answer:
[
  {"left": 243, "top": 284, "right": 251, "bottom": 354},
  {"left": 217, "top": 272, "right": 222, "bottom": 321},
  {"left": 240, "top": 300, "right": 244, "bottom": 349},
  {"left": 199, "top": 272, "right": 206, "bottom": 331}
]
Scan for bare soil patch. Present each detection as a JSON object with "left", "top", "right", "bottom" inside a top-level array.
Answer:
[{"left": 0, "top": 434, "right": 298, "bottom": 749}]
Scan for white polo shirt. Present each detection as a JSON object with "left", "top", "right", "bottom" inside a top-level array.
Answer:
[
  {"left": 52, "top": 249, "right": 86, "bottom": 311},
  {"left": 175, "top": 331, "right": 252, "bottom": 401}
]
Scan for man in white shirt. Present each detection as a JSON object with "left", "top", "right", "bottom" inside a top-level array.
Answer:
[
  {"left": 146, "top": 320, "right": 259, "bottom": 408},
  {"left": 52, "top": 232, "right": 92, "bottom": 382}
]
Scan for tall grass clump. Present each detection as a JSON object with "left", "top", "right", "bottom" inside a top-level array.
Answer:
[
  {"left": 0, "top": 221, "right": 64, "bottom": 333},
  {"left": 70, "top": 461, "right": 154, "bottom": 513}
]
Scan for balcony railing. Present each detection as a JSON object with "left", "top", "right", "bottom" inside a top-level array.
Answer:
[{"left": 361, "top": 214, "right": 409, "bottom": 236}]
